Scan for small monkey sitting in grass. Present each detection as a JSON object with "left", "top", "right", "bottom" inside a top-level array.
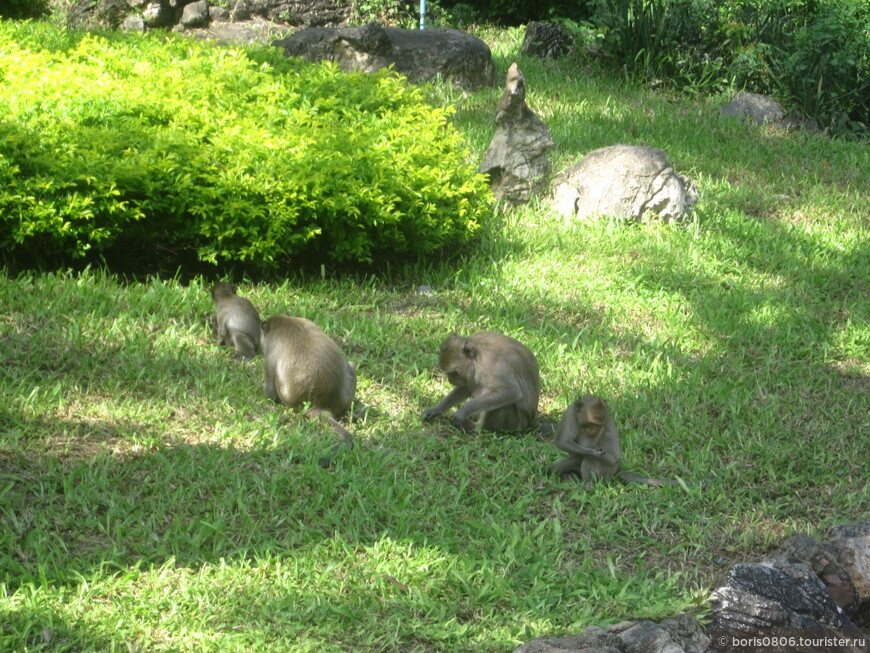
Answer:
[
  {"left": 549, "top": 395, "right": 682, "bottom": 487},
  {"left": 210, "top": 282, "right": 261, "bottom": 360}
]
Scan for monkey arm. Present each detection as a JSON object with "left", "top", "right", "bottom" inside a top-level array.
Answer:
[
  {"left": 422, "top": 386, "right": 471, "bottom": 421},
  {"left": 452, "top": 385, "right": 523, "bottom": 422},
  {"left": 553, "top": 439, "right": 618, "bottom": 465}
]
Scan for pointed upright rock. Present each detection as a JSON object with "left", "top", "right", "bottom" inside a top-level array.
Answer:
[{"left": 480, "top": 63, "right": 554, "bottom": 205}]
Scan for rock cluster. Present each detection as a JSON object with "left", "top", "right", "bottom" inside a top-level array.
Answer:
[
  {"left": 516, "top": 521, "right": 870, "bottom": 653},
  {"left": 64, "top": 0, "right": 348, "bottom": 31},
  {"left": 522, "top": 21, "right": 574, "bottom": 59}
]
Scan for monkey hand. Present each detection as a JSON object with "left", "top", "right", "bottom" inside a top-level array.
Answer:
[
  {"left": 449, "top": 414, "right": 475, "bottom": 432},
  {"left": 421, "top": 407, "right": 441, "bottom": 422}
]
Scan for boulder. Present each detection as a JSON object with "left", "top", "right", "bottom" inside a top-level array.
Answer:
[
  {"left": 514, "top": 616, "right": 708, "bottom": 653},
  {"left": 707, "top": 524, "right": 870, "bottom": 650},
  {"left": 65, "top": 0, "right": 135, "bottom": 28},
  {"left": 180, "top": 0, "right": 209, "bottom": 28},
  {"left": 720, "top": 91, "right": 785, "bottom": 126},
  {"left": 121, "top": 14, "right": 146, "bottom": 32},
  {"left": 552, "top": 144, "right": 698, "bottom": 223},
  {"left": 522, "top": 21, "right": 574, "bottom": 59},
  {"left": 720, "top": 91, "right": 818, "bottom": 132},
  {"left": 273, "top": 24, "right": 495, "bottom": 91},
  {"left": 55, "top": 0, "right": 348, "bottom": 30},
  {"left": 480, "top": 63, "right": 554, "bottom": 205}
]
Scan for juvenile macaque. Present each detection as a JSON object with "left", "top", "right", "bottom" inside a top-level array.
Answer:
[
  {"left": 210, "top": 282, "right": 261, "bottom": 360},
  {"left": 261, "top": 314, "right": 356, "bottom": 467},
  {"left": 549, "top": 395, "right": 681, "bottom": 486},
  {"left": 422, "top": 331, "right": 540, "bottom": 433}
]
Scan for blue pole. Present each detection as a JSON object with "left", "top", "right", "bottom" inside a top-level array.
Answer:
[{"left": 419, "top": 0, "right": 426, "bottom": 29}]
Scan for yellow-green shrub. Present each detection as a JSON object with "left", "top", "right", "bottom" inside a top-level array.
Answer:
[{"left": 0, "top": 22, "right": 492, "bottom": 272}]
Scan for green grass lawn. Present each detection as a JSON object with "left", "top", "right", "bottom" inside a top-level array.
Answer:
[{"left": 1, "top": 24, "right": 869, "bottom": 653}]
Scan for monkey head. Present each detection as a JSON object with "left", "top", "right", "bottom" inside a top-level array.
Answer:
[
  {"left": 438, "top": 333, "right": 476, "bottom": 387},
  {"left": 573, "top": 395, "right": 609, "bottom": 437},
  {"left": 210, "top": 281, "right": 239, "bottom": 300}
]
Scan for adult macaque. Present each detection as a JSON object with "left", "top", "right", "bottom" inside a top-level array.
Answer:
[
  {"left": 422, "top": 331, "right": 540, "bottom": 433},
  {"left": 210, "top": 282, "right": 261, "bottom": 360},
  {"left": 261, "top": 314, "right": 357, "bottom": 467},
  {"left": 549, "top": 395, "right": 680, "bottom": 486}
]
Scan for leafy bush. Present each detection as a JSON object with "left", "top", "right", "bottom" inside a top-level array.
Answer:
[
  {"left": 0, "top": 22, "right": 492, "bottom": 273},
  {"left": 0, "top": 0, "right": 48, "bottom": 19},
  {"left": 587, "top": 0, "right": 870, "bottom": 137},
  {"left": 439, "top": 0, "right": 595, "bottom": 26}
]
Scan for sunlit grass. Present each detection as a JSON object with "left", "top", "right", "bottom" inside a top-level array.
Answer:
[{"left": 2, "top": 20, "right": 869, "bottom": 653}]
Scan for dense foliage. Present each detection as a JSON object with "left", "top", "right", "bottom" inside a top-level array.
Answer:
[
  {"left": 0, "top": 21, "right": 491, "bottom": 274},
  {"left": 0, "top": 0, "right": 47, "bottom": 19},
  {"left": 585, "top": 0, "right": 870, "bottom": 136},
  {"left": 441, "top": 0, "right": 870, "bottom": 137}
]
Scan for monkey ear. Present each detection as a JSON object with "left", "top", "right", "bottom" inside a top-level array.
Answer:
[
  {"left": 261, "top": 320, "right": 269, "bottom": 334},
  {"left": 462, "top": 340, "right": 477, "bottom": 359}
]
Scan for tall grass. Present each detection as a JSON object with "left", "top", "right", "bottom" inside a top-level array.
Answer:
[{"left": 1, "top": 23, "right": 869, "bottom": 653}]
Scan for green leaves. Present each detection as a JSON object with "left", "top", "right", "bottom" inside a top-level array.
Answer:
[{"left": 0, "top": 23, "right": 491, "bottom": 273}]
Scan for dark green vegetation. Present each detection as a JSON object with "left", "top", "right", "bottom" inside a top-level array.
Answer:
[
  {"left": 441, "top": 0, "right": 870, "bottom": 138},
  {"left": 0, "top": 22, "right": 490, "bottom": 274},
  {"left": 1, "top": 20, "right": 869, "bottom": 653}
]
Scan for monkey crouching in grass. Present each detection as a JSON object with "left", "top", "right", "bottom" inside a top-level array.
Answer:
[
  {"left": 210, "top": 282, "right": 262, "bottom": 360},
  {"left": 261, "top": 314, "right": 357, "bottom": 467},
  {"left": 422, "top": 331, "right": 540, "bottom": 433},
  {"left": 549, "top": 395, "right": 683, "bottom": 487}
]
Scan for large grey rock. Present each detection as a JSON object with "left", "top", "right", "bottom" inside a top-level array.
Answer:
[
  {"left": 64, "top": 0, "right": 135, "bottom": 28},
  {"left": 515, "top": 616, "right": 708, "bottom": 653},
  {"left": 480, "top": 63, "right": 554, "bottom": 205},
  {"left": 552, "top": 144, "right": 698, "bottom": 223},
  {"left": 720, "top": 91, "right": 819, "bottom": 132},
  {"left": 55, "top": 0, "right": 348, "bottom": 30},
  {"left": 720, "top": 91, "right": 785, "bottom": 126},
  {"left": 828, "top": 520, "right": 870, "bottom": 608},
  {"left": 710, "top": 562, "right": 856, "bottom": 630},
  {"left": 273, "top": 24, "right": 495, "bottom": 91},
  {"left": 522, "top": 21, "right": 574, "bottom": 59},
  {"left": 179, "top": 0, "right": 209, "bottom": 27},
  {"left": 121, "top": 14, "right": 146, "bottom": 32},
  {"left": 657, "top": 614, "right": 710, "bottom": 653},
  {"left": 514, "top": 625, "right": 622, "bottom": 653}
]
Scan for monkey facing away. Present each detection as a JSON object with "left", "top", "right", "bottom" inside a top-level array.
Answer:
[
  {"left": 422, "top": 331, "right": 540, "bottom": 433},
  {"left": 549, "top": 395, "right": 681, "bottom": 487},
  {"left": 210, "top": 282, "right": 262, "bottom": 360},
  {"left": 261, "top": 314, "right": 356, "bottom": 467}
]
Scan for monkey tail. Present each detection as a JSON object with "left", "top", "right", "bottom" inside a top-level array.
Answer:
[
  {"left": 617, "top": 470, "right": 681, "bottom": 487},
  {"left": 317, "top": 413, "right": 355, "bottom": 468}
]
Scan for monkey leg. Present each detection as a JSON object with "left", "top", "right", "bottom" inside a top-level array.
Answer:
[
  {"left": 580, "top": 458, "right": 618, "bottom": 483},
  {"left": 479, "top": 405, "right": 522, "bottom": 432},
  {"left": 549, "top": 455, "right": 584, "bottom": 479},
  {"left": 263, "top": 368, "right": 282, "bottom": 404},
  {"left": 313, "top": 411, "right": 354, "bottom": 468},
  {"left": 231, "top": 333, "right": 258, "bottom": 360}
]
